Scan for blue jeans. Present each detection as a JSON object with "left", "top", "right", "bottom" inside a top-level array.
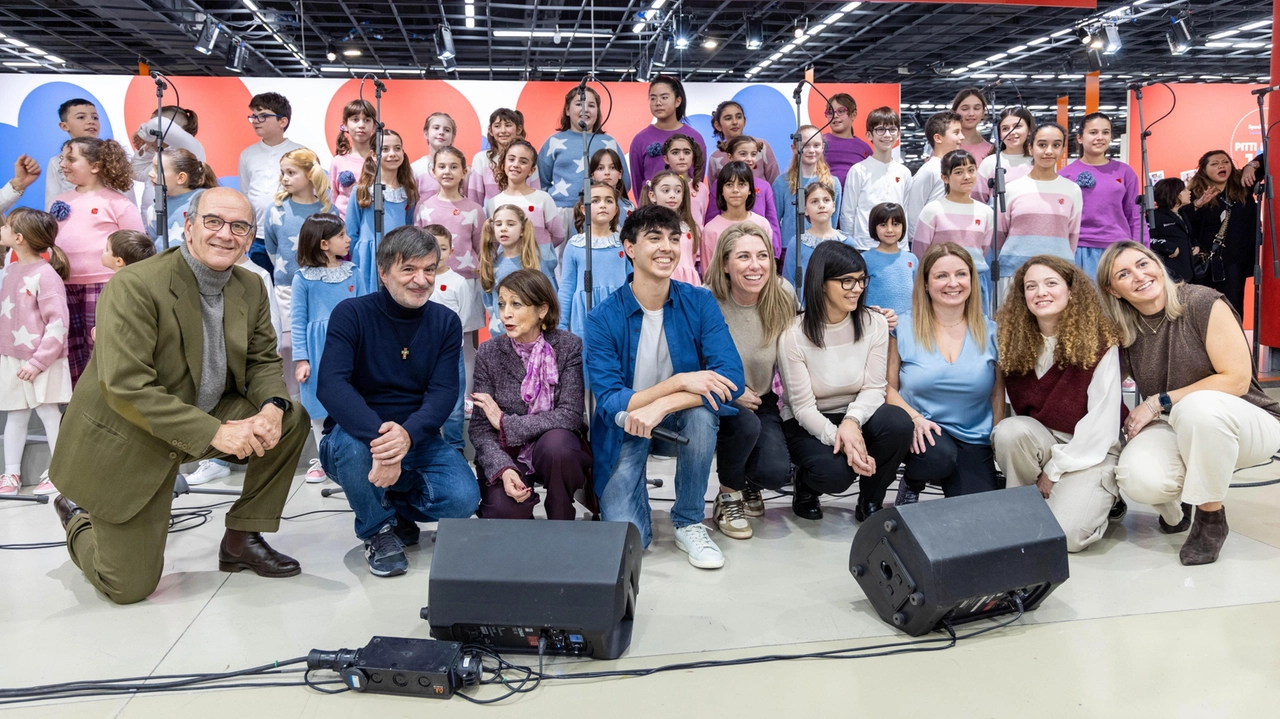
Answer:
[
  {"left": 319, "top": 424, "right": 480, "bottom": 540},
  {"left": 599, "top": 406, "right": 718, "bottom": 548},
  {"left": 442, "top": 351, "right": 466, "bottom": 451}
]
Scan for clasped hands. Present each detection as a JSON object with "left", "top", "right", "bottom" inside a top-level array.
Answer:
[{"left": 210, "top": 404, "right": 285, "bottom": 459}]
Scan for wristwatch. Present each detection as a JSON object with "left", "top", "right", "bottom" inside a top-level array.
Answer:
[
  {"left": 1157, "top": 392, "right": 1172, "bottom": 412},
  {"left": 261, "top": 397, "right": 288, "bottom": 412}
]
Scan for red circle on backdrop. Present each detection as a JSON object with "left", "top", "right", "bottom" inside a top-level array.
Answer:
[
  {"left": 517, "top": 82, "right": 654, "bottom": 158},
  {"left": 324, "top": 80, "right": 482, "bottom": 169},
  {"left": 805, "top": 84, "right": 902, "bottom": 138},
  {"left": 125, "top": 77, "right": 258, "bottom": 179}
]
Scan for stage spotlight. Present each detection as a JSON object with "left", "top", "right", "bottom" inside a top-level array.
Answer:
[
  {"left": 195, "top": 19, "right": 221, "bottom": 55},
  {"left": 325, "top": 42, "right": 337, "bottom": 62},
  {"left": 673, "top": 16, "right": 689, "bottom": 50},
  {"left": 746, "top": 17, "right": 763, "bottom": 50},
  {"left": 225, "top": 37, "right": 246, "bottom": 72},
  {"left": 1168, "top": 13, "right": 1194, "bottom": 55},
  {"left": 435, "top": 24, "right": 456, "bottom": 60},
  {"left": 1085, "top": 46, "right": 1108, "bottom": 72},
  {"left": 1102, "top": 24, "right": 1121, "bottom": 54},
  {"left": 1075, "top": 26, "right": 1091, "bottom": 45},
  {"left": 442, "top": 54, "right": 457, "bottom": 73}
]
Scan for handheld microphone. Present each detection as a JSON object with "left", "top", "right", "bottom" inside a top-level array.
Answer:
[
  {"left": 614, "top": 412, "right": 690, "bottom": 445},
  {"left": 1251, "top": 84, "right": 1280, "bottom": 96},
  {"left": 793, "top": 79, "right": 805, "bottom": 103},
  {"left": 372, "top": 78, "right": 388, "bottom": 93}
]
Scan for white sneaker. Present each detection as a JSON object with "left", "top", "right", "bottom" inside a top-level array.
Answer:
[
  {"left": 673, "top": 523, "right": 725, "bottom": 569},
  {"left": 0, "top": 473, "right": 19, "bottom": 495},
  {"left": 714, "top": 491, "right": 752, "bottom": 540},
  {"left": 304, "top": 458, "right": 327, "bottom": 483},
  {"left": 184, "top": 460, "right": 231, "bottom": 486},
  {"left": 32, "top": 470, "right": 58, "bottom": 496}
]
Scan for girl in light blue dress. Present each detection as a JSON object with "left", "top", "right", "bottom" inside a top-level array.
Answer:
[{"left": 291, "top": 213, "right": 366, "bottom": 483}]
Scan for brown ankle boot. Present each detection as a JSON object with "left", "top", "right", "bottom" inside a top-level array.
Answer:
[{"left": 1179, "top": 506, "right": 1229, "bottom": 566}]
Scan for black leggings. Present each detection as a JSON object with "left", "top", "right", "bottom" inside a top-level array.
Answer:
[
  {"left": 715, "top": 393, "right": 790, "bottom": 491},
  {"left": 903, "top": 428, "right": 998, "bottom": 497},
  {"left": 782, "top": 404, "right": 913, "bottom": 504}
]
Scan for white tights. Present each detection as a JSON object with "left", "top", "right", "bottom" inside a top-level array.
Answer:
[{"left": 4, "top": 404, "right": 63, "bottom": 476}]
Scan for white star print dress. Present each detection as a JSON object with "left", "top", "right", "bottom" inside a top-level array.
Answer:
[{"left": 0, "top": 261, "right": 72, "bottom": 409}]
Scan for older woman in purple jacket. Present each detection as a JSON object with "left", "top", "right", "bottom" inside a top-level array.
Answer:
[{"left": 469, "top": 269, "right": 592, "bottom": 520}]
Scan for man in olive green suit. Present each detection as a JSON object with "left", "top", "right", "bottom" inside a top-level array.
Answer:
[{"left": 51, "top": 187, "right": 309, "bottom": 605}]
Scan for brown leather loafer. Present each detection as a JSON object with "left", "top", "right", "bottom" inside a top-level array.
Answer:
[
  {"left": 218, "top": 529, "right": 301, "bottom": 578},
  {"left": 54, "top": 495, "right": 87, "bottom": 530}
]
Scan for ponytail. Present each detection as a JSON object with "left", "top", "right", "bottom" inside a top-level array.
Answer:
[{"left": 5, "top": 207, "right": 69, "bottom": 280}]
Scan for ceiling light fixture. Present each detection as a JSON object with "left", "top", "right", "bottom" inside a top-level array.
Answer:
[
  {"left": 224, "top": 37, "right": 246, "bottom": 72},
  {"left": 1168, "top": 12, "right": 1194, "bottom": 55},
  {"left": 703, "top": 38, "right": 717, "bottom": 49},
  {"left": 46, "top": 55, "right": 65, "bottom": 64},
  {"left": 435, "top": 24, "right": 456, "bottom": 60},
  {"left": 342, "top": 46, "right": 361, "bottom": 57},
  {"left": 745, "top": 17, "right": 763, "bottom": 50},
  {"left": 465, "top": 1, "right": 476, "bottom": 29},
  {"left": 194, "top": 20, "right": 221, "bottom": 55},
  {"left": 1101, "top": 23, "right": 1122, "bottom": 54}
]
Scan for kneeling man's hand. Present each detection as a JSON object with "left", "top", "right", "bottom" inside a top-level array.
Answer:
[
  {"left": 371, "top": 422, "right": 411, "bottom": 465},
  {"left": 245, "top": 404, "right": 284, "bottom": 451},
  {"left": 212, "top": 420, "right": 266, "bottom": 459},
  {"left": 369, "top": 459, "right": 402, "bottom": 488}
]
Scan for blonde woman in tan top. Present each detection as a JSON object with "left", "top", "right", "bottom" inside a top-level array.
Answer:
[{"left": 1098, "top": 241, "right": 1280, "bottom": 566}]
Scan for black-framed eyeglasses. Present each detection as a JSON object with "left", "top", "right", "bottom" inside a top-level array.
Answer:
[
  {"left": 871, "top": 126, "right": 900, "bottom": 137},
  {"left": 199, "top": 214, "right": 254, "bottom": 237},
  {"left": 247, "top": 113, "right": 284, "bottom": 124},
  {"left": 828, "top": 276, "right": 869, "bottom": 290}
]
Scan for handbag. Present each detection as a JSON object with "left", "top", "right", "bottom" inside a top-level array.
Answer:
[{"left": 1193, "top": 203, "right": 1231, "bottom": 282}]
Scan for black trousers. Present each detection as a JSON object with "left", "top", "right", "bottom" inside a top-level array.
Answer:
[
  {"left": 1206, "top": 262, "right": 1250, "bottom": 319},
  {"left": 903, "top": 428, "right": 998, "bottom": 497},
  {"left": 715, "top": 392, "right": 791, "bottom": 491},
  {"left": 782, "top": 404, "right": 913, "bottom": 504}
]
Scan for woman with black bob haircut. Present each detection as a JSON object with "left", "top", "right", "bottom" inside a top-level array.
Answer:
[{"left": 778, "top": 241, "right": 913, "bottom": 523}]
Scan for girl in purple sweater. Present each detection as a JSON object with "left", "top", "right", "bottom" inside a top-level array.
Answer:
[
  {"left": 0, "top": 209, "right": 72, "bottom": 496},
  {"left": 629, "top": 75, "right": 708, "bottom": 199},
  {"left": 1058, "top": 113, "right": 1144, "bottom": 279}
]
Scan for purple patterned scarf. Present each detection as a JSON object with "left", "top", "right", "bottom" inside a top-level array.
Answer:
[{"left": 511, "top": 333, "right": 558, "bottom": 473}]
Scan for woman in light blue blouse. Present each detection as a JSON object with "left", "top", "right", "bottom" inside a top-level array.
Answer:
[
  {"left": 538, "top": 86, "right": 631, "bottom": 239},
  {"left": 886, "top": 241, "right": 1004, "bottom": 503}
]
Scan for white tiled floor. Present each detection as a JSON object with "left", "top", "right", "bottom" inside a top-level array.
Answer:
[{"left": 3, "top": 451, "right": 1280, "bottom": 716}]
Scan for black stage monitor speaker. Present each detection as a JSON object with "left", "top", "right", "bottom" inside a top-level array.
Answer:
[
  {"left": 425, "top": 518, "right": 642, "bottom": 660},
  {"left": 849, "top": 485, "right": 1069, "bottom": 636}
]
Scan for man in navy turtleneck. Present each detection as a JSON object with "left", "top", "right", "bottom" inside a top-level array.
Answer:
[{"left": 318, "top": 225, "right": 479, "bottom": 577}]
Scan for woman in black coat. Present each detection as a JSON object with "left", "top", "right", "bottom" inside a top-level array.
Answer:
[
  {"left": 1149, "top": 177, "right": 1197, "bottom": 283},
  {"left": 1184, "top": 150, "right": 1258, "bottom": 317}
]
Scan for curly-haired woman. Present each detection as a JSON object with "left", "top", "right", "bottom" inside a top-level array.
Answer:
[{"left": 992, "top": 255, "right": 1125, "bottom": 552}]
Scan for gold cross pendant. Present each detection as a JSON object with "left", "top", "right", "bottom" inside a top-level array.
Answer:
[{"left": 401, "top": 348, "right": 409, "bottom": 360}]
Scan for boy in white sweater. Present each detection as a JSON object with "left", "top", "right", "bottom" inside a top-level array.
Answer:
[{"left": 238, "top": 92, "right": 304, "bottom": 272}]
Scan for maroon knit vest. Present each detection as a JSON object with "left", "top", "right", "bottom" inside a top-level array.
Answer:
[{"left": 1005, "top": 351, "right": 1126, "bottom": 435}]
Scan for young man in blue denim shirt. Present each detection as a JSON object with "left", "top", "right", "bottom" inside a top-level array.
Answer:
[{"left": 584, "top": 205, "right": 745, "bottom": 570}]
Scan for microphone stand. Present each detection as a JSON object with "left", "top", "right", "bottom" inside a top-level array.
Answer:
[
  {"left": 789, "top": 78, "right": 834, "bottom": 292},
  {"left": 1132, "top": 84, "right": 1157, "bottom": 240},
  {"left": 986, "top": 85, "right": 1005, "bottom": 315},
  {"left": 579, "top": 77, "right": 593, "bottom": 318},
  {"left": 153, "top": 73, "right": 171, "bottom": 249},
  {"left": 1251, "top": 87, "right": 1279, "bottom": 377},
  {"left": 372, "top": 79, "right": 387, "bottom": 288}
]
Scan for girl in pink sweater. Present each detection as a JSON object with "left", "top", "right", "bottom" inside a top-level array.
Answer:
[
  {"left": 0, "top": 208, "right": 72, "bottom": 496},
  {"left": 50, "top": 137, "right": 145, "bottom": 384}
]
